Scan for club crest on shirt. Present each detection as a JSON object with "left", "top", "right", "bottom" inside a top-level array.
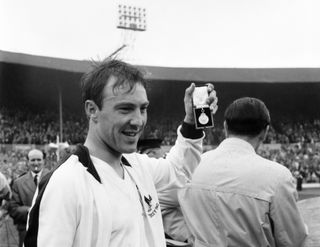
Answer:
[
  {"left": 144, "top": 194, "right": 159, "bottom": 217},
  {"left": 144, "top": 195, "right": 152, "bottom": 210}
]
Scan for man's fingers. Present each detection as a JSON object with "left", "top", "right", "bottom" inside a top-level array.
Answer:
[
  {"left": 206, "top": 84, "right": 218, "bottom": 114},
  {"left": 185, "top": 83, "right": 196, "bottom": 98},
  {"left": 207, "top": 97, "right": 218, "bottom": 114},
  {"left": 205, "top": 91, "right": 218, "bottom": 105},
  {"left": 210, "top": 104, "right": 218, "bottom": 114},
  {"left": 206, "top": 83, "right": 214, "bottom": 94}
]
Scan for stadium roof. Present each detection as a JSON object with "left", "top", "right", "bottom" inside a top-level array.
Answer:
[{"left": 1, "top": 50, "right": 320, "bottom": 83}]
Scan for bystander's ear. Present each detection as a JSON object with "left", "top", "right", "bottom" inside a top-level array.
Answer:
[
  {"left": 85, "top": 100, "right": 99, "bottom": 123},
  {"left": 223, "top": 121, "right": 229, "bottom": 138},
  {"left": 260, "top": 125, "right": 270, "bottom": 142}
]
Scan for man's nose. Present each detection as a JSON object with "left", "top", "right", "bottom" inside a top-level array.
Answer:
[{"left": 130, "top": 111, "right": 145, "bottom": 126}]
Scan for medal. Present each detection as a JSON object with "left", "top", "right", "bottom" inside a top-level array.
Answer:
[
  {"left": 193, "top": 86, "right": 214, "bottom": 129},
  {"left": 199, "top": 110, "right": 209, "bottom": 124}
]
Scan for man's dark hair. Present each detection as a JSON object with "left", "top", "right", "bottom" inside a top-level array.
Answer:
[
  {"left": 224, "top": 97, "right": 270, "bottom": 136},
  {"left": 81, "top": 59, "right": 147, "bottom": 109}
]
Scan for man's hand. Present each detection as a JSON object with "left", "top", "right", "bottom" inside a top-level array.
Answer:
[{"left": 183, "top": 83, "right": 218, "bottom": 125}]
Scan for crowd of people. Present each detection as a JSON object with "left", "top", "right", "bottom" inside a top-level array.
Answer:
[
  {"left": 0, "top": 107, "right": 87, "bottom": 145},
  {"left": 258, "top": 143, "right": 320, "bottom": 184},
  {"left": 2, "top": 106, "right": 320, "bottom": 146},
  {"left": 1, "top": 107, "right": 320, "bottom": 186}
]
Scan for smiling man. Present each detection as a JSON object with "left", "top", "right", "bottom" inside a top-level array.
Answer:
[{"left": 24, "top": 59, "right": 218, "bottom": 247}]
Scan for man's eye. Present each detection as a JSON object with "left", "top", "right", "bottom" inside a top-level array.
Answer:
[
  {"left": 141, "top": 107, "right": 148, "bottom": 113},
  {"left": 119, "top": 108, "right": 131, "bottom": 112}
]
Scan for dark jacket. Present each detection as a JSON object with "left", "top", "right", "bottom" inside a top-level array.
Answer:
[{"left": 9, "top": 169, "right": 49, "bottom": 231}]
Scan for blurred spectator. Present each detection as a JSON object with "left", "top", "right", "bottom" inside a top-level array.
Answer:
[
  {"left": 137, "top": 138, "right": 166, "bottom": 158},
  {"left": 0, "top": 171, "right": 11, "bottom": 203}
]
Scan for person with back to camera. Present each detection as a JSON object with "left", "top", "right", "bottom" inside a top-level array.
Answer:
[
  {"left": 9, "top": 149, "right": 49, "bottom": 247},
  {"left": 24, "top": 58, "right": 218, "bottom": 247},
  {"left": 179, "top": 97, "right": 308, "bottom": 247}
]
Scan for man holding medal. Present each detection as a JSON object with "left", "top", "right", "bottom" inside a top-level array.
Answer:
[{"left": 25, "top": 58, "right": 218, "bottom": 247}]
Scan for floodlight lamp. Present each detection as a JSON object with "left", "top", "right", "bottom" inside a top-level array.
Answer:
[{"left": 117, "top": 4, "right": 147, "bottom": 31}]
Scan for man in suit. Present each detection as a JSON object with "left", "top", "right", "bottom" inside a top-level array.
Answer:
[{"left": 9, "top": 149, "right": 49, "bottom": 247}]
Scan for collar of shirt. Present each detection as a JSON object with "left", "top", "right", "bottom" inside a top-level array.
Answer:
[
  {"left": 31, "top": 170, "right": 43, "bottom": 179},
  {"left": 220, "top": 137, "right": 256, "bottom": 154}
]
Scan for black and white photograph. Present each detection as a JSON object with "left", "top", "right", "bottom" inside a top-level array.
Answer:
[{"left": 1, "top": 0, "right": 320, "bottom": 246}]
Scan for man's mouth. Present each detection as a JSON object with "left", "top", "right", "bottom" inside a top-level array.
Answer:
[{"left": 122, "top": 130, "right": 140, "bottom": 137}]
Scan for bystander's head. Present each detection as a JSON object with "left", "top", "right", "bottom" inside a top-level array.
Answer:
[{"left": 27, "top": 149, "right": 44, "bottom": 174}]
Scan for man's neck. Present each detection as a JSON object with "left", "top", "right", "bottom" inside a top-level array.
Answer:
[
  {"left": 84, "top": 137, "right": 123, "bottom": 170},
  {"left": 227, "top": 134, "right": 261, "bottom": 151},
  {"left": 31, "top": 170, "right": 42, "bottom": 177}
]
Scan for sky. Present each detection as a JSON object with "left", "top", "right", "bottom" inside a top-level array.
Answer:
[{"left": 1, "top": 0, "right": 320, "bottom": 68}]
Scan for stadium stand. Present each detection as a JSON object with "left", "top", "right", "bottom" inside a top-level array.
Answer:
[
  {"left": 1, "top": 50, "right": 320, "bottom": 186},
  {"left": 1, "top": 50, "right": 320, "bottom": 247}
]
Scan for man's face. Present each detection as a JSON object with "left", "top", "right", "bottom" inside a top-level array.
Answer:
[
  {"left": 95, "top": 77, "right": 149, "bottom": 154},
  {"left": 28, "top": 150, "right": 44, "bottom": 173}
]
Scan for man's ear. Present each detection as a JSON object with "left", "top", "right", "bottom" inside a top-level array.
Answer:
[
  {"left": 85, "top": 100, "right": 99, "bottom": 123},
  {"left": 223, "top": 120, "right": 229, "bottom": 137},
  {"left": 260, "top": 125, "right": 270, "bottom": 142}
]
